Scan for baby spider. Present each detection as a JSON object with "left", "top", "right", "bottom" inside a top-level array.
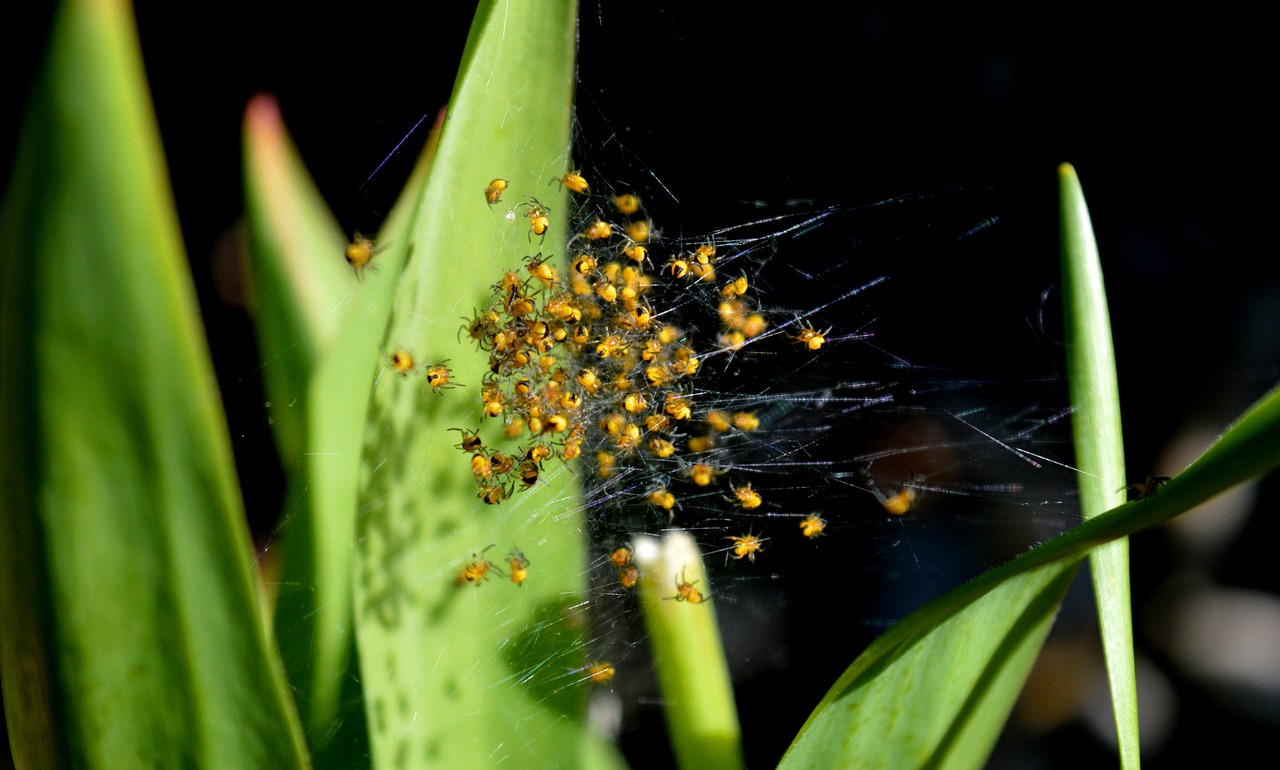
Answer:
[
  {"left": 586, "top": 660, "right": 616, "bottom": 686},
  {"left": 727, "top": 482, "right": 763, "bottom": 510},
  {"left": 687, "top": 434, "right": 716, "bottom": 454},
  {"left": 481, "top": 383, "right": 505, "bottom": 417},
  {"left": 721, "top": 275, "right": 750, "bottom": 298},
  {"left": 507, "top": 548, "right": 530, "bottom": 587},
  {"left": 868, "top": 471, "right": 923, "bottom": 516},
  {"left": 799, "top": 513, "right": 827, "bottom": 540},
  {"left": 344, "top": 231, "right": 384, "bottom": 279},
  {"left": 524, "top": 251, "right": 559, "bottom": 287},
  {"left": 517, "top": 196, "right": 551, "bottom": 240},
  {"left": 541, "top": 413, "right": 570, "bottom": 435},
  {"left": 583, "top": 218, "right": 616, "bottom": 241},
  {"left": 685, "top": 462, "right": 723, "bottom": 487},
  {"left": 883, "top": 487, "right": 917, "bottom": 515},
  {"left": 622, "top": 244, "right": 649, "bottom": 265},
  {"left": 470, "top": 451, "right": 496, "bottom": 480},
  {"left": 461, "top": 308, "right": 500, "bottom": 347},
  {"left": 742, "top": 314, "right": 768, "bottom": 339},
  {"left": 625, "top": 219, "right": 650, "bottom": 243},
  {"left": 424, "top": 361, "right": 459, "bottom": 393},
  {"left": 516, "top": 461, "right": 541, "bottom": 489},
  {"left": 576, "top": 367, "right": 603, "bottom": 395},
  {"left": 663, "top": 256, "right": 691, "bottom": 280},
  {"left": 667, "top": 568, "right": 707, "bottom": 604},
  {"left": 387, "top": 347, "right": 416, "bottom": 377},
  {"left": 648, "top": 486, "right": 680, "bottom": 522},
  {"left": 488, "top": 451, "right": 517, "bottom": 476},
  {"left": 484, "top": 178, "right": 508, "bottom": 205},
  {"left": 609, "top": 547, "right": 633, "bottom": 570},
  {"left": 664, "top": 393, "right": 693, "bottom": 422},
  {"left": 647, "top": 437, "right": 676, "bottom": 458},
  {"left": 865, "top": 465, "right": 926, "bottom": 511},
  {"left": 477, "top": 482, "right": 509, "bottom": 505},
  {"left": 595, "top": 451, "right": 616, "bottom": 478},
  {"left": 612, "top": 192, "right": 641, "bottom": 216},
  {"left": 617, "top": 565, "right": 640, "bottom": 590},
  {"left": 571, "top": 253, "right": 599, "bottom": 275},
  {"left": 456, "top": 546, "right": 504, "bottom": 586},
  {"left": 450, "top": 428, "right": 484, "bottom": 453},
  {"left": 522, "top": 443, "right": 554, "bottom": 466},
  {"left": 1121, "top": 475, "right": 1172, "bottom": 500},
  {"left": 727, "top": 530, "right": 767, "bottom": 563},
  {"left": 792, "top": 321, "right": 831, "bottom": 351},
  {"left": 705, "top": 411, "right": 732, "bottom": 432},
  {"left": 555, "top": 170, "right": 590, "bottom": 195}
]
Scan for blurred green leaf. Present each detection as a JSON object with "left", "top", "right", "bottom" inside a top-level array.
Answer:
[
  {"left": 1060, "top": 162, "right": 1140, "bottom": 768},
  {"left": 0, "top": 1, "right": 308, "bottom": 766},
  {"left": 242, "top": 94, "right": 441, "bottom": 764},
  {"left": 241, "top": 93, "right": 355, "bottom": 467}
]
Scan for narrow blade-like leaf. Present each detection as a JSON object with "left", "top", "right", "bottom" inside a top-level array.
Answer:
[
  {"left": 634, "top": 532, "right": 743, "bottom": 770},
  {"left": 1060, "top": 162, "right": 1140, "bottom": 768},
  {"left": 0, "top": 1, "right": 308, "bottom": 766},
  {"left": 243, "top": 94, "right": 440, "bottom": 763},
  {"left": 779, "top": 380, "right": 1280, "bottom": 769}
]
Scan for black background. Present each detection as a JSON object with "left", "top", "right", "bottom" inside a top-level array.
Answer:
[{"left": 3, "top": 2, "right": 1276, "bottom": 768}]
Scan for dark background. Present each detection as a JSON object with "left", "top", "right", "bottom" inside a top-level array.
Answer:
[{"left": 4, "top": 2, "right": 1276, "bottom": 768}]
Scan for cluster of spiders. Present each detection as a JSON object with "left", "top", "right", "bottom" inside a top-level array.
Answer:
[
  {"left": 453, "top": 169, "right": 804, "bottom": 510},
  {"left": 457, "top": 170, "right": 862, "bottom": 606},
  {"left": 351, "top": 169, "right": 865, "bottom": 621},
  {"left": 347, "top": 168, "right": 841, "bottom": 528}
]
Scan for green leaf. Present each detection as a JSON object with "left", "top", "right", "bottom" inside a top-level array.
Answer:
[
  {"left": 1060, "top": 162, "right": 1140, "bottom": 768},
  {"left": 350, "top": 1, "right": 623, "bottom": 768},
  {"left": 241, "top": 93, "right": 355, "bottom": 467},
  {"left": 0, "top": 1, "right": 309, "bottom": 767},
  {"left": 243, "top": 94, "right": 440, "bottom": 764},
  {"left": 634, "top": 532, "right": 743, "bottom": 770},
  {"left": 779, "top": 380, "right": 1280, "bottom": 768},
  {"left": 778, "top": 560, "right": 1079, "bottom": 770}
]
